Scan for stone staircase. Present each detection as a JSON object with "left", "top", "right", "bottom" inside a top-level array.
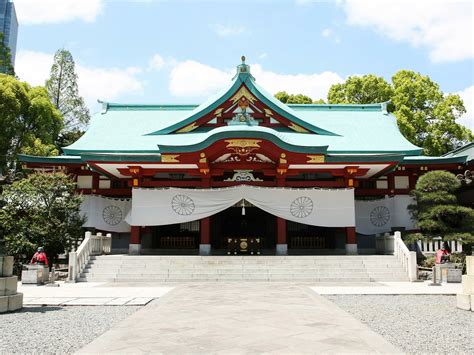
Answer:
[{"left": 78, "top": 255, "right": 409, "bottom": 282}]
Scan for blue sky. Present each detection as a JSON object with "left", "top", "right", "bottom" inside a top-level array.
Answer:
[{"left": 12, "top": 0, "right": 474, "bottom": 129}]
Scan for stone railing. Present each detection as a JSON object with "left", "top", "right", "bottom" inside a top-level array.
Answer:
[
  {"left": 67, "top": 232, "right": 111, "bottom": 282},
  {"left": 416, "top": 238, "right": 463, "bottom": 254},
  {"left": 394, "top": 231, "right": 418, "bottom": 281}
]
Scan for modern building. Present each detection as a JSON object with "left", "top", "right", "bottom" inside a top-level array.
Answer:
[
  {"left": 0, "top": 0, "right": 17, "bottom": 66},
  {"left": 20, "top": 58, "right": 473, "bottom": 256}
]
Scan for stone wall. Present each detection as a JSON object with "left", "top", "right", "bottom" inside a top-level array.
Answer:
[
  {"left": 456, "top": 256, "right": 474, "bottom": 311},
  {"left": 0, "top": 256, "right": 23, "bottom": 313}
]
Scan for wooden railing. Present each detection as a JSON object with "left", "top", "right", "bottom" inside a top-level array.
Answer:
[
  {"left": 159, "top": 236, "right": 197, "bottom": 249},
  {"left": 394, "top": 231, "right": 417, "bottom": 281},
  {"left": 67, "top": 232, "right": 111, "bottom": 282},
  {"left": 290, "top": 236, "right": 326, "bottom": 249}
]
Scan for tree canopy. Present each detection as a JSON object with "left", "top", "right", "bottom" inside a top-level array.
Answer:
[
  {"left": 327, "top": 74, "right": 393, "bottom": 106},
  {"left": 0, "top": 172, "right": 84, "bottom": 260},
  {"left": 409, "top": 170, "right": 474, "bottom": 250},
  {"left": 275, "top": 91, "right": 325, "bottom": 104},
  {"left": 327, "top": 71, "right": 472, "bottom": 156},
  {"left": 0, "top": 74, "right": 62, "bottom": 174},
  {"left": 0, "top": 33, "right": 14, "bottom": 76},
  {"left": 45, "top": 49, "right": 90, "bottom": 143}
]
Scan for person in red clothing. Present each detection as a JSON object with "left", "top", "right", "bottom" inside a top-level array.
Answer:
[
  {"left": 31, "top": 247, "right": 49, "bottom": 266},
  {"left": 435, "top": 242, "right": 451, "bottom": 264}
]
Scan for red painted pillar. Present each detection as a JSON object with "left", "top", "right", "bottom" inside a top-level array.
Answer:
[
  {"left": 276, "top": 217, "right": 287, "bottom": 255},
  {"left": 345, "top": 227, "right": 357, "bottom": 255},
  {"left": 199, "top": 217, "right": 211, "bottom": 255},
  {"left": 129, "top": 226, "right": 141, "bottom": 255}
]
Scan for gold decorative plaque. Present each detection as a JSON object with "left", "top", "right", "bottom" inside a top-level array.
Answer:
[
  {"left": 161, "top": 154, "right": 180, "bottom": 163},
  {"left": 306, "top": 155, "right": 325, "bottom": 163}
]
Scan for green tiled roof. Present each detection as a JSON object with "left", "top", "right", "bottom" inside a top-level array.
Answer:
[
  {"left": 402, "top": 142, "right": 474, "bottom": 165},
  {"left": 56, "top": 59, "right": 422, "bottom": 158}
]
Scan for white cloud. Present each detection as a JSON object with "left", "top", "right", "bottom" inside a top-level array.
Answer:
[
  {"left": 169, "top": 60, "right": 343, "bottom": 101},
  {"left": 148, "top": 54, "right": 165, "bottom": 71},
  {"left": 321, "top": 27, "right": 341, "bottom": 43},
  {"left": 169, "top": 60, "right": 233, "bottom": 97},
  {"left": 342, "top": 0, "right": 474, "bottom": 62},
  {"left": 15, "top": 50, "right": 144, "bottom": 111},
  {"left": 259, "top": 52, "right": 268, "bottom": 60},
  {"left": 251, "top": 64, "right": 344, "bottom": 101},
  {"left": 456, "top": 86, "right": 474, "bottom": 131},
  {"left": 321, "top": 28, "right": 332, "bottom": 37},
  {"left": 14, "top": 0, "right": 103, "bottom": 25},
  {"left": 211, "top": 24, "right": 247, "bottom": 37}
]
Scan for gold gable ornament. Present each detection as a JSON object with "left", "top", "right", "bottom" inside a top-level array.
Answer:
[
  {"left": 230, "top": 86, "right": 257, "bottom": 105},
  {"left": 288, "top": 123, "right": 309, "bottom": 133},
  {"left": 176, "top": 122, "right": 199, "bottom": 133}
]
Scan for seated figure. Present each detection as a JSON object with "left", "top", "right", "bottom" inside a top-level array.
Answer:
[
  {"left": 31, "top": 247, "right": 49, "bottom": 266},
  {"left": 435, "top": 242, "right": 451, "bottom": 264}
]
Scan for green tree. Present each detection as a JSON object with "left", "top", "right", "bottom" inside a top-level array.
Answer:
[
  {"left": 0, "top": 172, "right": 85, "bottom": 261},
  {"left": 45, "top": 49, "right": 90, "bottom": 144},
  {"left": 328, "top": 74, "right": 393, "bottom": 105},
  {"left": 409, "top": 170, "right": 474, "bottom": 252},
  {"left": 0, "top": 33, "right": 14, "bottom": 76},
  {"left": 327, "top": 71, "right": 473, "bottom": 156},
  {"left": 275, "top": 91, "right": 323, "bottom": 104},
  {"left": 0, "top": 74, "right": 63, "bottom": 174},
  {"left": 391, "top": 70, "right": 472, "bottom": 156}
]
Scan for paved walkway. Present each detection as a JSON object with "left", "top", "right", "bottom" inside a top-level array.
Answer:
[{"left": 77, "top": 283, "right": 400, "bottom": 354}]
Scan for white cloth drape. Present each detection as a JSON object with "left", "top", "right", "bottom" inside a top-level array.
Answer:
[
  {"left": 355, "top": 195, "right": 416, "bottom": 235},
  {"left": 125, "top": 186, "right": 355, "bottom": 227},
  {"left": 80, "top": 195, "right": 131, "bottom": 232}
]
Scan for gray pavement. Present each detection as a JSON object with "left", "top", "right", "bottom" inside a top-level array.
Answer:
[{"left": 77, "top": 283, "right": 401, "bottom": 354}]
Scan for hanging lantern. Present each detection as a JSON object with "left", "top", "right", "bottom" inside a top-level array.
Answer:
[{"left": 241, "top": 199, "right": 246, "bottom": 216}]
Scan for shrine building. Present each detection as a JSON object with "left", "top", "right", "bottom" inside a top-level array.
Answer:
[{"left": 20, "top": 57, "right": 473, "bottom": 256}]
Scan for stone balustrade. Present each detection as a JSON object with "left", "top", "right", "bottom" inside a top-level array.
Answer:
[{"left": 0, "top": 256, "right": 23, "bottom": 313}]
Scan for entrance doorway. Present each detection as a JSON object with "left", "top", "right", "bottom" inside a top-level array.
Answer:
[{"left": 211, "top": 205, "right": 276, "bottom": 255}]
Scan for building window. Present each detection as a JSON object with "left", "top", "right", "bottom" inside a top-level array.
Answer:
[
  {"left": 99, "top": 179, "right": 111, "bottom": 189},
  {"left": 77, "top": 175, "right": 93, "bottom": 189},
  {"left": 394, "top": 176, "right": 409, "bottom": 189},
  {"left": 376, "top": 177, "right": 388, "bottom": 189}
]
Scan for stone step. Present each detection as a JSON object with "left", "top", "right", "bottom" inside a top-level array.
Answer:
[
  {"left": 79, "top": 276, "right": 374, "bottom": 282},
  {"left": 81, "top": 255, "right": 409, "bottom": 283}
]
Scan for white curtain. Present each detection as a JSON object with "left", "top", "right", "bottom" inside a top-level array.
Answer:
[
  {"left": 355, "top": 195, "right": 416, "bottom": 235},
  {"left": 80, "top": 195, "right": 131, "bottom": 233},
  {"left": 125, "top": 186, "right": 355, "bottom": 227}
]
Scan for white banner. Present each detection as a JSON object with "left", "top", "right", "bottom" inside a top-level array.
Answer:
[
  {"left": 355, "top": 195, "right": 416, "bottom": 235},
  {"left": 80, "top": 195, "right": 131, "bottom": 233},
  {"left": 126, "top": 186, "right": 355, "bottom": 227}
]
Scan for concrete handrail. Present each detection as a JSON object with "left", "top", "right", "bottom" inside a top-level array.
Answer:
[
  {"left": 393, "top": 231, "right": 417, "bottom": 281},
  {"left": 68, "top": 232, "right": 112, "bottom": 282}
]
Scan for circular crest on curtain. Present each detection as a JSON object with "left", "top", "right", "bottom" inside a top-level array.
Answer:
[
  {"left": 171, "top": 194, "right": 195, "bottom": 215},
  {"left": 102, "top": 205, "right": 123, "bottom": 225},
  {"left": 370, "top": 206, "right": 390, "bottom": 227},
  {"left": 290, "top": 196, "right": 314, "bottom": 218}
]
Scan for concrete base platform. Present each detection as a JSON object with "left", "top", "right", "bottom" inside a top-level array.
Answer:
[{"left": 19, "top": 281, "right": 172, "bottom": 306}]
